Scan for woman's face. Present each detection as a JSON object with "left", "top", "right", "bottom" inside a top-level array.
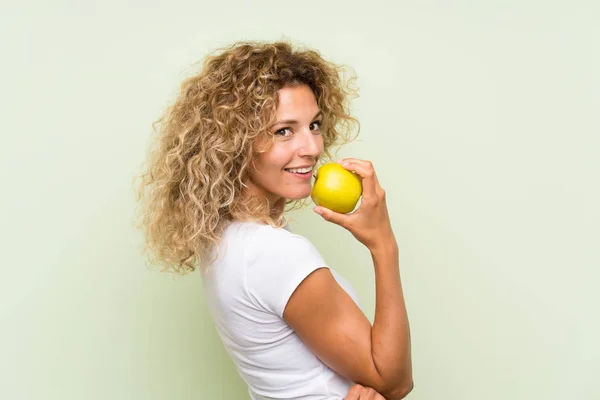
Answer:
[{"left": 247, "top": 84, "right": 324, "bottom": 206}]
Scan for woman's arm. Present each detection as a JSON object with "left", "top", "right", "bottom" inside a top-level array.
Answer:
[{"left": 283, "top": 159, "right": 413, "bottom": 400}]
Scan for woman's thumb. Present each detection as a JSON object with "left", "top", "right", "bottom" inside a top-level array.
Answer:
[{"left": 313, "top": 206, "right": 346, "bottom": 226}]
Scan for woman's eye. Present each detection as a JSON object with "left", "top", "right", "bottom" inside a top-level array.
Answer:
[
  {"left": 275, "top": 128, "right": 292, "bottom": 137},
  {"left": 275, "top": 121, "right": 322, "bottom": 136}
]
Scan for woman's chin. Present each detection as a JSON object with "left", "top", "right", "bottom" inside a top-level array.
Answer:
[{"left": 285, "top": 190, "right": 312, "bottom": 201}]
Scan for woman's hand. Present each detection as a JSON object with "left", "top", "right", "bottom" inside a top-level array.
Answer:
[
  {"left": 313, "top": 158, "right": 395, "bottom": 252},
  {"left": 345, "top": 384, "right": 386, "bottom": 400}
]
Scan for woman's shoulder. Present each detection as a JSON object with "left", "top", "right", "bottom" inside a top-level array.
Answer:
[
  {"left": 226, "top": 220, "right": 298, "bottom": 242},
  {"left": 222, "top": 220, "right": 319, "bottom": 266},
  {"left": 252, "top": 221, "right": 310, "bottom": 246},
  {"left": 247, "top": 225, "right": 322, "bottom": 266}
]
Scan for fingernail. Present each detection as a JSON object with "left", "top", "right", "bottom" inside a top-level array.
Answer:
[{"left": 313, "top": 207, "right": 323, "bottom": 215}]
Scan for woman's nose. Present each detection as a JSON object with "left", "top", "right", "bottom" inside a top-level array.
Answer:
[{"left": 297, "top": 130, "right": 322, "bottom": 157}]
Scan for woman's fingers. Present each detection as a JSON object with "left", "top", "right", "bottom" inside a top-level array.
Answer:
[
  {"left": 337, "top": 158, "right": 381, "bottom": 201},
  {"left": 313, "top": 205, "right": 350, "bottom": 228},
  {"left": 345, "top": 384, "right": 385, "bottom": 399},
  {"left": 345, "top": 384, "right": 362, "bottom": 399}
]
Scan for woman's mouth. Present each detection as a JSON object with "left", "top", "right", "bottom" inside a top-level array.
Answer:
[{"left": 284, "top": 166, "right": 314, "bottom": 180}]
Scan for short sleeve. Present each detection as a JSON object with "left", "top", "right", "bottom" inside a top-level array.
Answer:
[{"left": 244, "top": 226, "right": 329, "bottom": 318}]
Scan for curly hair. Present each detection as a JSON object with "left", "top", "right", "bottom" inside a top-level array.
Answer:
[{"left": 133, "top": 40, "right": 360, "bottom": 274}]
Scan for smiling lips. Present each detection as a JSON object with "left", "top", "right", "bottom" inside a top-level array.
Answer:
[
  {"left": 285, "top": 166, "right": 313, "bottom": 174},
  {"left": 284, "top": 166, "right": 314, "bottom": 180}
]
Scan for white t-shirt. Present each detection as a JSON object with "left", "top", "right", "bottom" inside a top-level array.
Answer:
[{"left": 201, "top": 220, "right": 361, "bottom": 400}]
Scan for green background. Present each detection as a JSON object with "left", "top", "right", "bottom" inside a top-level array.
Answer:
[{"left": 1, "top": 0, "right": 598, "bottom": 399}]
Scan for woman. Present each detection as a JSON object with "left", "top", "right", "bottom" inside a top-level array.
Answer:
[{"left": 135, "top": 40, "right": 413, "bottom": 399}]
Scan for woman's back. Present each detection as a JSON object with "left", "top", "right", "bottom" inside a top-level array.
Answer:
[{"left": 202, "top": 220, "right": 359, "bottom": 399}]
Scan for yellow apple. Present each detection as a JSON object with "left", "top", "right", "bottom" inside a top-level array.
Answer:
[{"left": 311, "top": 163, "right": 363, "bottom": 214}]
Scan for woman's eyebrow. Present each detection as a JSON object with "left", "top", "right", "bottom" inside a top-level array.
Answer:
[{"left": 272, "top": 111, "right": 323, "bottom": 127}]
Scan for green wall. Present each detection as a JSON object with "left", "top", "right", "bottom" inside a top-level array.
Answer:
[{"left": 1, "top": 1, "right": 598, "bottom": 399}]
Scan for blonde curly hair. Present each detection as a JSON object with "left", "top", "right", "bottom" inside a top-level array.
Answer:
[{"left": 133, "top": 40, "right": 360, "bottom": 274}]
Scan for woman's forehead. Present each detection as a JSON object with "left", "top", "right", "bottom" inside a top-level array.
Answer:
[{"left": 275, "top": 86, "right": 319, "bottom": 116}]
